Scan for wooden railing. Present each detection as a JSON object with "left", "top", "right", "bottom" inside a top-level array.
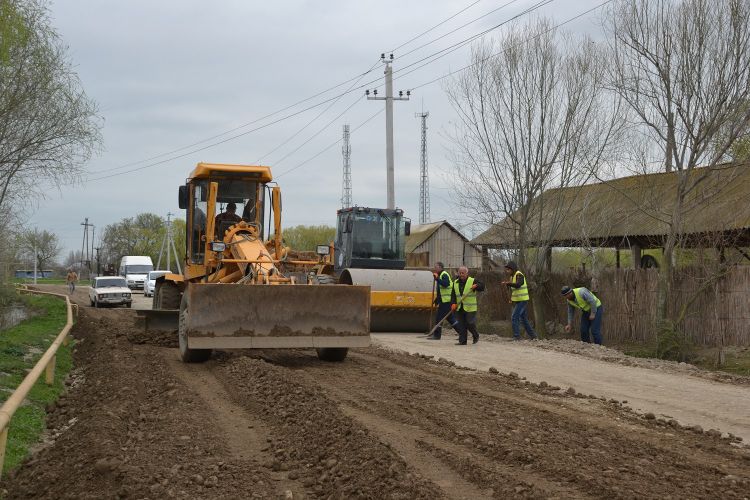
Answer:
[{"left": 0, "top": 287, "right": 76, "bottom": 477}]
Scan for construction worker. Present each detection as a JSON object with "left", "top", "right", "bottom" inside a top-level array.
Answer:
[
  {"left": 450, "top": 266, "right": 485, "bottom": 345},
  {"left": 561, "top": 285, "right": 603, "bottom": 345},
  {"left": 426, "top": 262, "right": 458, "bottom": 340},
  {"left": 66, "top": 269, "right": 78, "bottom": 294},
  {"left": 215, "top": 202, "right": 242, "bottom": 226},
  {"left": 501, "top": 261, "right": 538, "bottom": 340}
]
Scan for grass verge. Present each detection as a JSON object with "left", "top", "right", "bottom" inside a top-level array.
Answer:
[{"left": 0, "top": 293, "right": 72, "bottom": 473}]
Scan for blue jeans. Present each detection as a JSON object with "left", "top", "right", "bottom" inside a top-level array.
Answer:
[
  {"left": 581, "top": 306, "right": 603, "bottom": 344},
  {"left": 511, "top": 301, "right": 537, "bottom": 339}
]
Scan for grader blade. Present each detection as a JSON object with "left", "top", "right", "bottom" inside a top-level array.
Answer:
[
  {"left": 181, "top": 283, "right": 371, "bottom": 350},
  {"left": 136, "top": 309, "right": 179, "bottom": 333}
]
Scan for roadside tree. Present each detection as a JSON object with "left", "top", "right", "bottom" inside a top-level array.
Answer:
[
  {"left": 17, "top": 229, "right": 61, "bottom": 271},
  {"left": 446, "top": 18, "right": 622, "bottom": 334},
  {"left": 604, "top": 0, "right": 750, "bottom": 329},
  {"left": 0, "top": 0, "right": 101, "bottom": 214}
]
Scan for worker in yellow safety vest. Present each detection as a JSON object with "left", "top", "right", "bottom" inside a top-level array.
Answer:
[
  {"left": 561, "top": 285, "right": 603, "bottom": 345},
  {"left": 450, "top": 266, "right": 485, "bottom": 345},
  {"left": 501, "top": 261, "right": 538, "bottom": 341},
  {"left": 426, "top": 262, "right": 459, "bottom": 340}
]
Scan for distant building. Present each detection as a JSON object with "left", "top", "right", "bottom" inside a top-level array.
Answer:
[
  {"left": 14, "top": 270, "right": 54, "bottom": 279},
  {"left": 406, "top": 221, "right": 483, "bottom": 269}
]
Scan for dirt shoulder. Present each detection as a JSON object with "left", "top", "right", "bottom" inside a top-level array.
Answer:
[{"left": 373, "top": 333, "right": 750, "bottom": 443}]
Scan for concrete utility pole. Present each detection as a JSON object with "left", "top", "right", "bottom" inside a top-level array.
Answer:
[
  {"left": 366, "top": 54, "right": 410, "bottom": 209},
  {"left": 416, "top": 110, "right": 430, "bottom": 224},
  {"left": 341, "top": 124, "right": 352, "bottom": 208},
  {"left": 80, "top": 218, "right": 93, "bottom": 278}
]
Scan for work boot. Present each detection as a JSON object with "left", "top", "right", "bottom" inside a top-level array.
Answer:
[
  {"left": 472, "top": 336, "right": 479, "bottom": 344},
  {"left": 455, "top": 341, "right": 466, "bottom": 345}
]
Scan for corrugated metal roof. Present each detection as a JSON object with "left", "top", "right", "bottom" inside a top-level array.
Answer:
[{"left": 471, "top": 163, "right": 750, "bottom": 248}]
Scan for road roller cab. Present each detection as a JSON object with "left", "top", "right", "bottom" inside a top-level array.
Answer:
[
  {"left": 333, "top": 207, "right": 410, "bottom": 271},
  {"left": 322, "top": 207, "right": 435, "bottom": 332}
]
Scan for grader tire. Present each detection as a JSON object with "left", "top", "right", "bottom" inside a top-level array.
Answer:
[
  {"left": 154, "top": 282, "right": 181, "bottom": 310},
  {"left": 316, "top": 348, "right": 348, "bottom": 362}
]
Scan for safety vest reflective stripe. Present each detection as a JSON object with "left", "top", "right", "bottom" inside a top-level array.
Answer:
[
  {"left": 454, "top": 277, "right": 478, "bottom": 312},
  {"left": 439, "top": 271, "right": 453, "bottom": 302},
  {"left": 567, "top": 288, "right": 602, "bottom": 311},
  {"left": 510, "top": 271, "right": 529, "bottom": 302}
]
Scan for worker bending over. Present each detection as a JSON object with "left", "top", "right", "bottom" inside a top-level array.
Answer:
[{"left": 561, "top": 285, "right": 604, "bottom": 345}]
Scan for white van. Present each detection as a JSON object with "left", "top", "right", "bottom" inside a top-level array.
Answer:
[{"left": 119, "top": 256, "right": 154, "bottom": 290}]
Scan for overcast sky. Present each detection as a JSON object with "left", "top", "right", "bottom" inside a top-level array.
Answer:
[{"left": 35, "top": 0, "right": 607, "bottom": 256}]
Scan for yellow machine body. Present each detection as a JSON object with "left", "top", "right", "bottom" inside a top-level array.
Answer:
[{"left": 145, "top": 163, "right": 371, "bottom": 362}]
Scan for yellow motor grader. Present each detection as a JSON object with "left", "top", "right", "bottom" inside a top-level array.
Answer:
[{"left": 143, "top": 163, "right": 370, "bottom": 362}]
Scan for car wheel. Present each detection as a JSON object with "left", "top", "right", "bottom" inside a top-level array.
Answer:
[{"left": 94, "top": 299, "right": 100, "bottom": 308}]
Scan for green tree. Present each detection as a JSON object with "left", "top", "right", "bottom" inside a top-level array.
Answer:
[
  {"left": 17, "top": 229, "right": 61, "bottom": 271},
  {"left": 0, "top": 0, "right": 101, "bottom": 212},
  {"left": 282, "top": 225, "right": 335, "bottom": 252}
]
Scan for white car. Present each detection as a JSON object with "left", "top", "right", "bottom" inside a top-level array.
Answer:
[
  {"left": 143, "top": 270, "right": 169, "bottom": 297},
  {"left": 89, "top": 276, "right": 132, "bottom": 308}
]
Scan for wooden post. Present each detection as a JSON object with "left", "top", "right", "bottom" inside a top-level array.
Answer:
[
  {"left": 45, "top": 355, "right": 56, "bottom": 385},
  {"left": 631, "top": 244, "right": 642, "bottom": 269},
  {"left": 615, "top": 247, "right": 621, "bottom": 269},
  {"left": 0, "top": 427, "right": 7, "bottom": 479}
]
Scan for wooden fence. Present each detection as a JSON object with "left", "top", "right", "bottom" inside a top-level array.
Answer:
[
  {"left": 476, "top": 266, "right": 750, "bottom": 347},
  {"left": 0, "top": 287, "right": 76, "bottom": 478}
]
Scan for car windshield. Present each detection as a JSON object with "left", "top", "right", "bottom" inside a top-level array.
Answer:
[
  {"left": 148, "top": 271, "right": 168, "bottom": 280},
  {"left": 126, "top": 265, "right": 152, "bottom": 274},
  {"left": 96, "top": 278, "right": 127, "bottom": 288}
]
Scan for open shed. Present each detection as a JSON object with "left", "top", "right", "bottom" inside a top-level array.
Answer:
[{"left": 471, "top": 163, "right": 750, "bottom": 267}]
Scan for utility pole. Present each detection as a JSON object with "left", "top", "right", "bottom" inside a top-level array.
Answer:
[
  {"left": 341, "top": 124, "right": 352, "bottom": 208},
  {"left": 366, "top": 53, "right": 410, "bottom": 209},
  {"left": 94, "top": 246, "right": 101, "bottom": 276},
  {"left": 80, "top": 218, "right": 93, "bottom": 278},
  {"left": 156, "top": 212, "right": 182, "bottom": 274},
  {"left": 32, "top": 229, "right": 37, "bottom": 285},
  {"left": 416, "top": 110, "right": 430, "bottom": 224}
]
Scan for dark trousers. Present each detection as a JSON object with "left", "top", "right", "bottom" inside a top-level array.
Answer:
[
  {"left": 581, "top": 306, "right": 604, "bottom": 344},
  {"left": 455, "top": 309, "right": 478, "bottom": 344},
  {"left": 432, "top": 302, "right": 457, "bottom": 339},
  {"left": 511, "top": 301, "right": 537, "bottom": 339}
]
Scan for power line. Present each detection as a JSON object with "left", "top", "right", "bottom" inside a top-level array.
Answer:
[
  {"left": 275, "top": 1, "right": 614, "bottom": 181},
  {"left": 276, "top": 108, "right": 384, "bottom": 179},
  {"left": 256, "top": 59, "right": 382, "bottom": 164},
  {"left": 87, "top": 1, "right": 486, "bottom": 177},
  {"left": 397, "top": 0, "right": 523, "bottom": 59},
  {"left": 388, "top": 0, "right": 484, "bottom": 53},
  {"left": 83, "top": 0, "right": 574, "bottom": 183},
  {"left": 406, "top": 0, "right": 615, "bottom": 93}
]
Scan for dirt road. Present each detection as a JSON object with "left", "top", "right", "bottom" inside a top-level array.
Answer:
[
  {"left": 4, "top": 288, "right": 750, "bottom": 498},
  {"left": 374, "top": 334, "right": 750, "bottom": 443}
]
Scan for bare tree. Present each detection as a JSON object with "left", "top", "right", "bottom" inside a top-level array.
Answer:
[
  {"left": 446, "top": 18, "right": 622, "bottom": 334},
  {"left": 605, "top": 0, "right": 750, "bottom": 327},
  {"left": 0, "top": 0, "right": 101, "bottom": 212}
]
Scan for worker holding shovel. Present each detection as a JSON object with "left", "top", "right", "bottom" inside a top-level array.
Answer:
[{"left": 425, "top": 262, "right": 459, "bottom": 340}]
